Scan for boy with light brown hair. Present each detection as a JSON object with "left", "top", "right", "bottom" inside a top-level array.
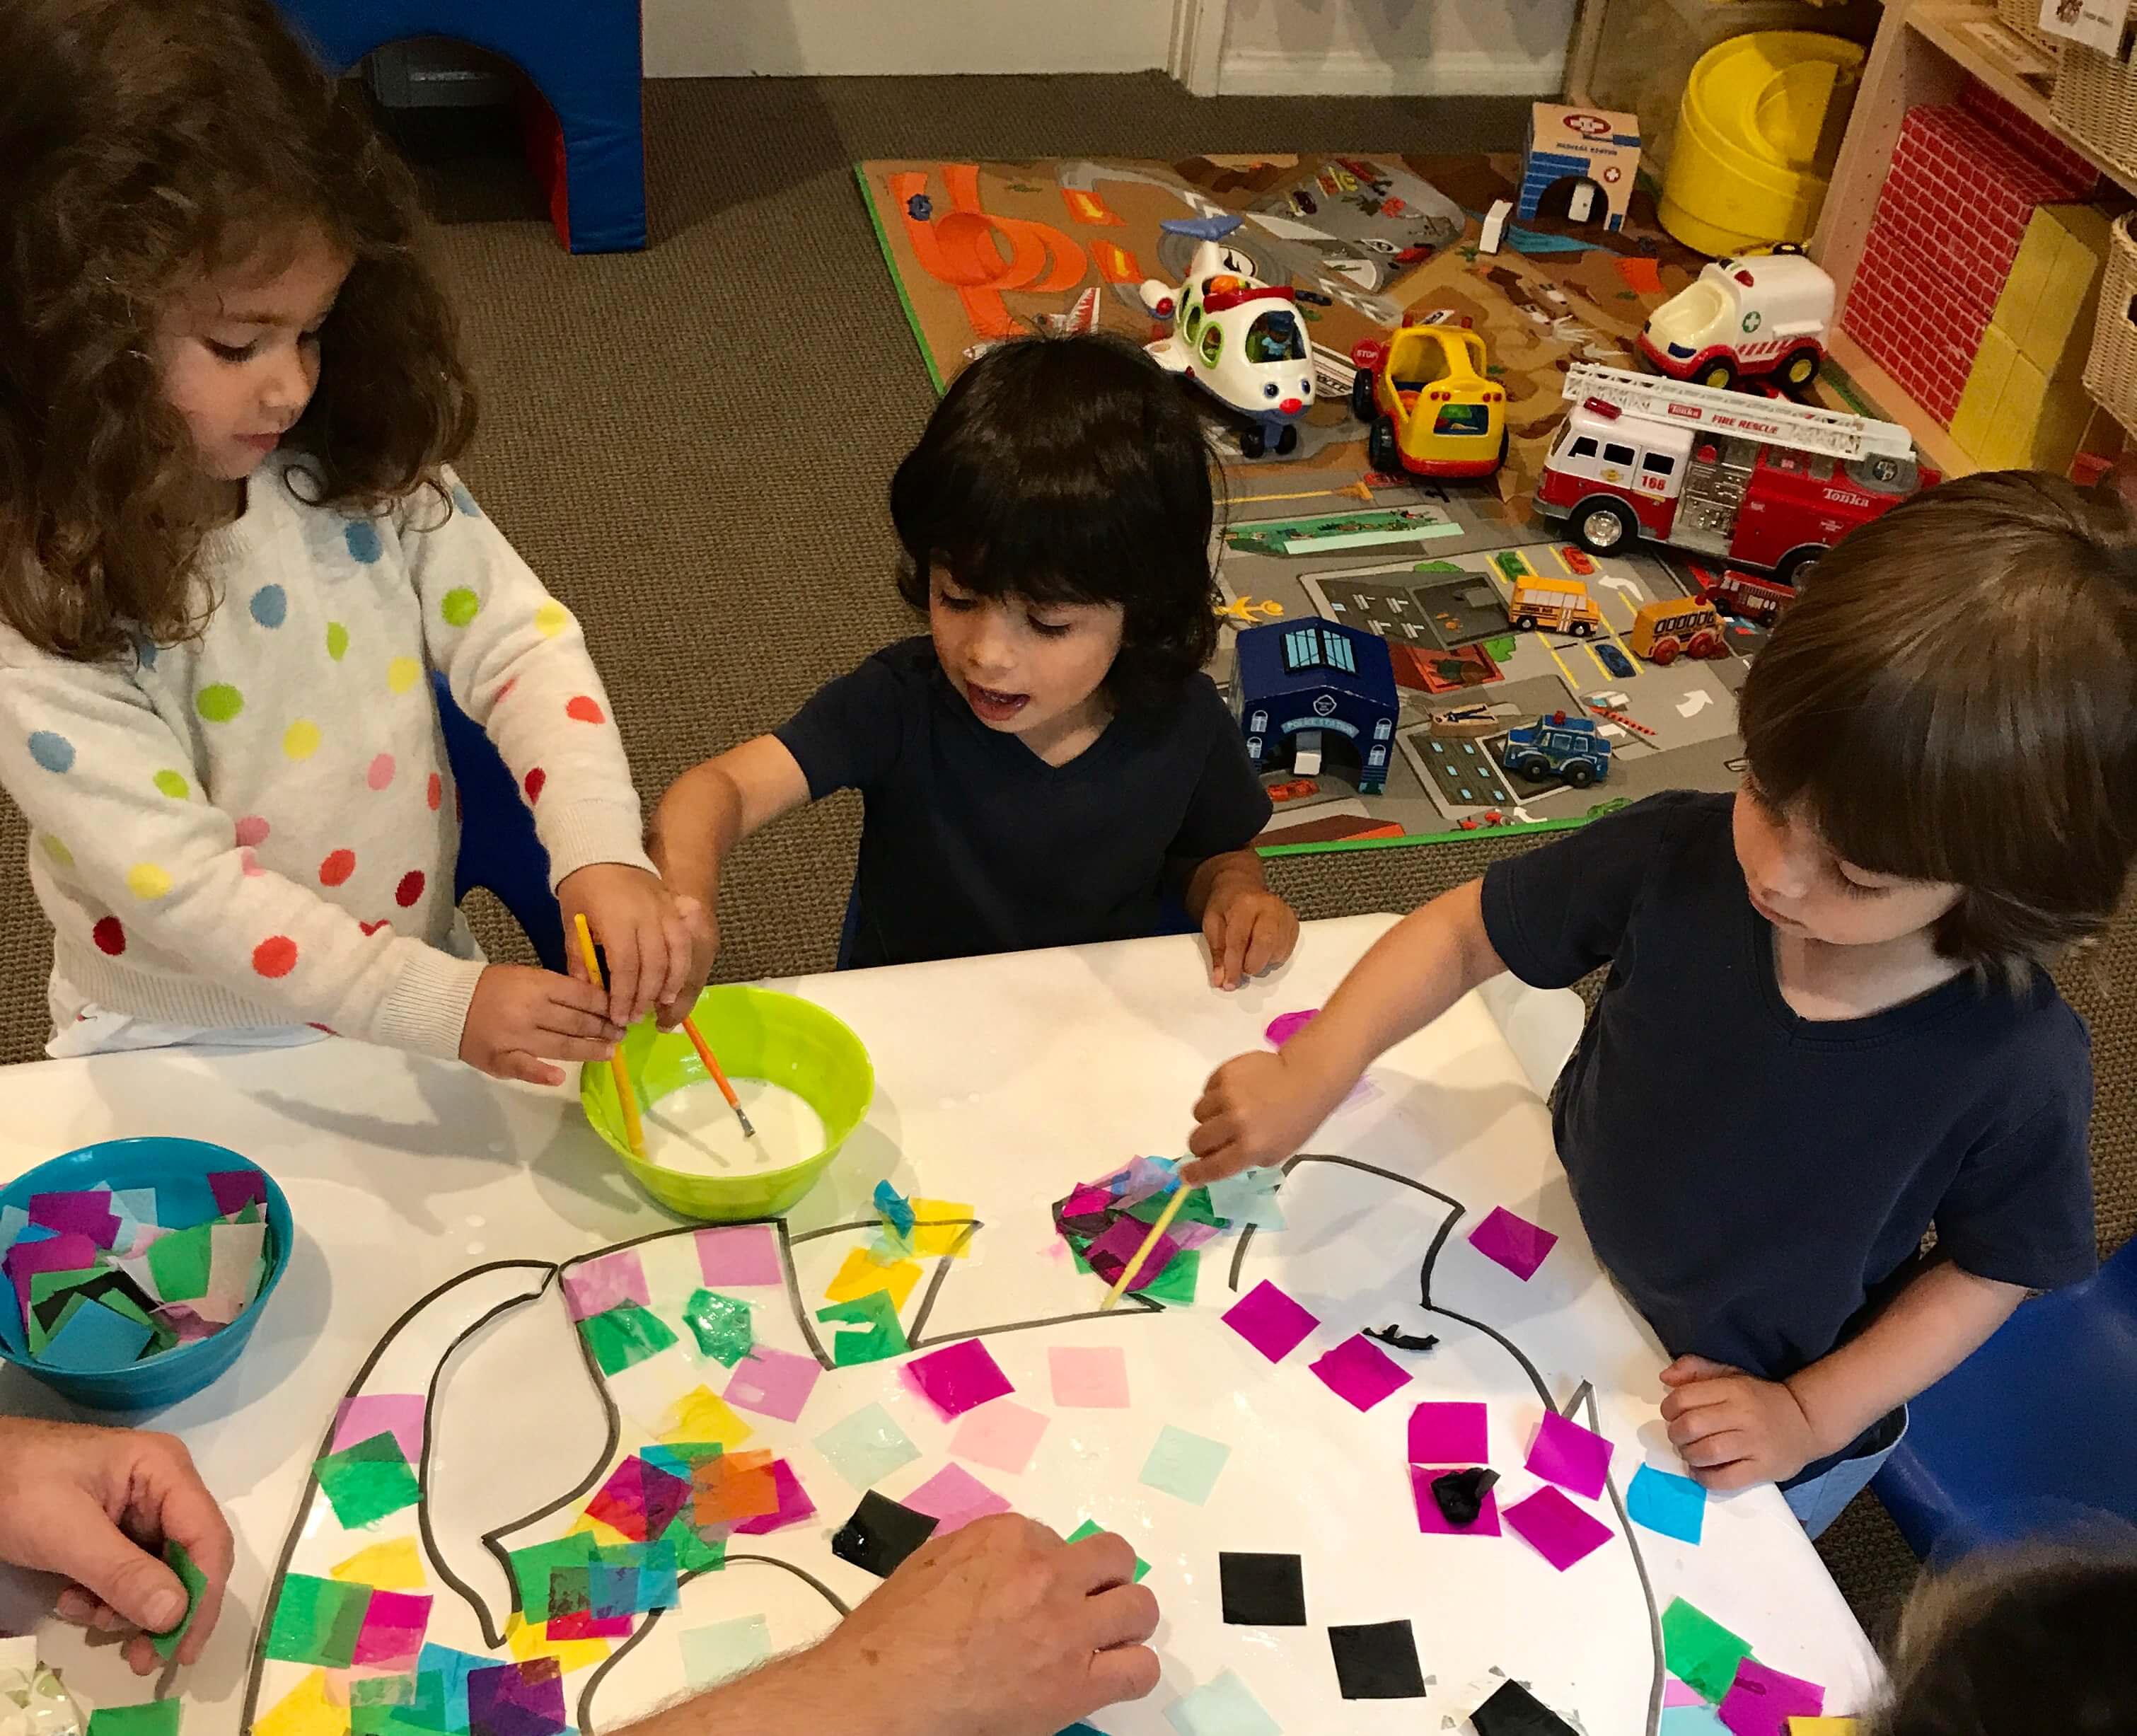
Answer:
[{"left": 1185, "top": 473, "right": 2135, "bottom": 1534}]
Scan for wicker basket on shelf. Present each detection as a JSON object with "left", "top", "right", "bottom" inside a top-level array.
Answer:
[
  {"left": 1997, "top": 0, "right": 2060, "bottom": 64},
  {"left": 2054, "top": 8, "right": 2137, "bottom": 178},
  {"left": 2083, "top": 214, "right": 2137, "bottom": 429}
]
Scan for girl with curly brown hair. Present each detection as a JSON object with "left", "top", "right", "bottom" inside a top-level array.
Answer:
[{"left": 0, "top": 0, "right": 695, "bottom": 1078}]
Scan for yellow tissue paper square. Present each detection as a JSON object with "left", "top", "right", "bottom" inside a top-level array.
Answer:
[
  {"left": 661, "top": 1384, "right": 754, "bottom": 1450},
  {"left": 329, "top": 1537, "right": 427, "bottom": 1591},
  {"left": 506, "top": 1612, "right": 611, "bottom": 1671},
  {"left": 825, "top": 1249, "right": 921, "bottom": 1309},
  {"left": 256, "top": 1671, "right": 350, "bottom": 1736},
  {"left": 1789, "top": 1720, "right": 1862, "bottom": 1735},
  {"left": 910, "top": 1200, "right": 975, "bottom": 1258}
]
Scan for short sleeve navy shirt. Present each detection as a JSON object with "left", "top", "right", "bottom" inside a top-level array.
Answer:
[
  {"left": 775, "top": 637, "right": 1272, "bottom": 969},
  {"left": 1481, "top": 792, "right": 2096, "bottom": 1384}
]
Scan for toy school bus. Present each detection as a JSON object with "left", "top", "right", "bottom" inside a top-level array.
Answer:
[
  {"left": 1506, "top": 574, "right": 1602, "bottom": 637},
  {"left": 1536, "top": 364, "right": 1930, "bottom": 581},
  {"left": 1627, "top": 596, "right": 1726, "bottom": 663}
]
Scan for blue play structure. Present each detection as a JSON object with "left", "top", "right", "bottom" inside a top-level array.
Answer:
[
  {"left": 433, "top": 674, "right": 566, "bottom": 972},
  {"left": 273, "top": 0, "right": 646, "bottom": 253},
  {"left": 1234, "top": 620, "right": 1399, "bottom": 794},
  {"left": 1873, "top": 1237, "right": 2137, "bottom": 1560}
]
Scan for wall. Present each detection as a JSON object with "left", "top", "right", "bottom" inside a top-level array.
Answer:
[
  {"left": 640, "top": 0, "right": 1571, "bottom": 92},
  {"left": 642, "top": 0, "right": 1175, "bottom": 78},
  {"left": 1215, "top": 0, "right": 1573, "bottom": 95}
]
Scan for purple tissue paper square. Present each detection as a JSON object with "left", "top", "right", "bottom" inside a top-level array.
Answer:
[
  {"left": 901, "top": 1337, "right": 1014, "bottom": 1419},
  {"left": 1467, "top": 1205, "right": 1558, "bottom": 1280},
  {"left": 207, "top": 1170, "right": 269, "bottom": 1217},
  {"left": 902, "top": 1463, "right": 1012, "bottom": 1533},
  {"left": 332, "top": 1394, "right": 427, "bottom": 1466},
  {"left": 1307, "top": 1333, "right": 1411, "bottom": 1412},
  {"left": 1525, "top": 1410, "right": 1615, "bottom": 1500},
  {"left": 466, "top": 1659, "right": 567, "bottom": 1736},
  {"left": 1504, "top": 1486, "right": 1614, "bottom": 1571},
  {"left": 1221, "top": 1280, "right": 1320, "bottom": 1363},
  {"left": 1084, "top": 1214, "right": 1176, "bottom": 1288},
  {"left": 695, "top": 1225, "right": 783, "bottom": 1288},
  {"left": 27, "top": 1193, "right": 121, "bottom": 1249},
  {"left": 561, "top": 1249, "right": 650, "bottom": 1322},
  {"left": 1717, "top": 1657, "right": 1825, "bottom": 1736},
  {"left": 723, "top": 1346, "right": 823, "bottom": 1423}
]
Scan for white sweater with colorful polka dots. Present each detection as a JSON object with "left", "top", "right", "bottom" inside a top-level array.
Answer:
[{"left": 0, "top": 458, "right": 654, "bottom": 1060}]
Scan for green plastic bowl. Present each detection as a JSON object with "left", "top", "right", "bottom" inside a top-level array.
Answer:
[{"left": 581, "top": 985, "right": 874, "bottom": 1220}]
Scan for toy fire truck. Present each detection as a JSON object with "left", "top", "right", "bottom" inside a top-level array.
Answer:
[{"left": 1536, "top": 364, "right": 1931, "bottom": 580}]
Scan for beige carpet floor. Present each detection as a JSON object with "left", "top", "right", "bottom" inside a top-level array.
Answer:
[{"left": 4, "top": 70, "right": 2131, "bottom": 1648}]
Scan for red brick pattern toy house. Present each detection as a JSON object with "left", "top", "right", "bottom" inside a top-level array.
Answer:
[{"left": 1843, "top": 84, "right": 2096, "bottom": 423}]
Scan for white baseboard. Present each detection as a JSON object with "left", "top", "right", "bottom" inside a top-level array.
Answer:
[{"left": 1215, "top": 45, "right": 1563, "bottom": 96}]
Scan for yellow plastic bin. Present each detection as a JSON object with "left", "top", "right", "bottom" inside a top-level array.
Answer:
[{"left": 1660, "top": 31, "right": 1865, "bottom": 256}]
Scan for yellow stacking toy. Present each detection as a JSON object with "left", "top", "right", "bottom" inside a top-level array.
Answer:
[{"left": 1660, "top": 33, "right": 1865, "bottom": 256}]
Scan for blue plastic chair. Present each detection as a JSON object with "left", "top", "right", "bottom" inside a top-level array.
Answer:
[
  {"left": 1872, "top": 1237, "right": 2137, "bottom": 1560},
  {"left": 433, "top": 673, "right": 565, "bottom": 973},
  {"left": 273, "top": 0, "right": 647, "bottom": 253}
]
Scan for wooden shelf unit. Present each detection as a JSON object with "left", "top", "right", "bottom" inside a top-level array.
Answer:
[{"left": 1809, "top": 0, "right": 2136, "bottom": 475}]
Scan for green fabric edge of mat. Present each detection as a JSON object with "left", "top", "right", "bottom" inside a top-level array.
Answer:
[
  {"left": 854, "top": 163, "right": 946, "bottom": 396},
  {"left": 1256, "top": 812, "right": 1595, "bottom": 858}
]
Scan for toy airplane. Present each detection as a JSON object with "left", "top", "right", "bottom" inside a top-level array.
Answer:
[{"left": 1140, "top": 216, "right": 1317, "bottom": 458}]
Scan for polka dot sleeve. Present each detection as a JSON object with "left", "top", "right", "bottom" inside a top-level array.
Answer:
[
  {"left": 400, "top": 468, "right": 654, "bottom": 890},
  {"left": 0, "top": 628, "right": 482, "bottom": 1058}
]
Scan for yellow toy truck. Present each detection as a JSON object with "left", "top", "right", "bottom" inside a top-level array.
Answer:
[
  {"left": 1350, "top": 315, "right": 1508, "bottom": 480},
  {"left": 1506, "top": 574, "right": 1602, "bottom": 637}
]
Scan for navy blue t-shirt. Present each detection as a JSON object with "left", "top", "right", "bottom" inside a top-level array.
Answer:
[
  {"left": 776, "top": 636, "right": 1272, "bottom": 969},
  {"left": 1482, "top": 792, "right": 2097, "bottom": 1385}
]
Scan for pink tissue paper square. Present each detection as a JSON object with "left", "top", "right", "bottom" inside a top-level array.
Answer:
[
  {"left": 562, "top": 1249, "right": 650, "bottom": 1321},
  {"left": 350, "top": 1590, "right": 431, "bottom": 1670},
  {"left": 902, "top": 1338, "right": 1014, "bottom": 1420},
  {"left": 331, "top": 1394, "right": 427, "bottom": 1466},
  {"left": 1410, "top": 1465, "right": 1502, "bottom": 1536},
  {"left": 1307, "top": 1333, "right": 1411, "bottom": 1412},
  {"left": 1407, "top": 1401, "right": 1488, "bottom": 1466},
  {"left": 1048, "top": 1346, "right": 1130, "bottom": 1408},
  {"left": 1718, "top": 1657, "right": 1825, "bottom": 1736},
  {"left": 902, "top": 1463, "right": 1012, "bottom": 1533},
  {"left": 1504, "top": 1485, "right": 1614, "bottom": 1571},
  {"left": 1525, "top": 1410, "right": 1615, "bottom": 1500},
  {"left": 1221, "top": 1280, "right": 1320, "bottom": 1364},
  {"left": 1467, "top": 1205, "right": 1558, "bottom": 1280},
  {"left": 695, "top": 1225, "right": 784, "bottom": 1287},
  {"left": 723, "top": 1346, "right": 822, "bottom": 1423},
  {"left": 950, "top": 1400, "right": 1050, "bottom": 1475}
]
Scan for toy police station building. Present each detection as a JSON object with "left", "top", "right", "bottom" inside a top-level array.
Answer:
[{"left": 1234, "top": 620, "right": 1400, "bottom": 794}]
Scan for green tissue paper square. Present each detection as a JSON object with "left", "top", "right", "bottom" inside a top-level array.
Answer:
[
  {"left": 683, "top": 1290, "right": 755, "bottom": 1367},
  {"left": 263, "top": 1573, "right": 372, "bottom": 1668},
  {"left": 1661, "top": 1597, "right": 1754, "bottom": 1703},
  {"left": 817, "top": 1290, "right": 909, "bottom": 1367},
  {"left": 315, "top": 1433, "right": 422, "bottom": 1530},
  {"left": 86, "top": 1703, "right": 180, "bottom": 1736},
  {"left": 579, "top": 1302, "right": 678, "bottom": 1376},
  {"left": 150, "top": 1539, "right": 208, "bottom": 1661}
]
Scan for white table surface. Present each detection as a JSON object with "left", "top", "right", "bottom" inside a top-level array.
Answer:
[{"left": 0, "top": 914, "right": 1882, "bottom": 1730}]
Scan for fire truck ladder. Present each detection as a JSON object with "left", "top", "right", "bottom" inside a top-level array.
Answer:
[{"left": 1560, "top": 363, "right": 1917, "bottom": 465}]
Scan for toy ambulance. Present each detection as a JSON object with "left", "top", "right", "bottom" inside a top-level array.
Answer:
[
  {"left": 1537, "top": 364, "right": 1928, "bottom": 580},
  {"left": 1348, "top": 313, "right": 1507, "bottom": 479},
  {"left": 1141, "top": 216, "right": 1316, "bottom": 458},
  {"left": 1505, "top": 574, "right": 1602, "bottom": 637},
  {"left": 1627, "top": 596, "right": 1726, "bottom": 663},
  {"left": 1638, "top": 247, "right": 1835, "bottom": 391}
]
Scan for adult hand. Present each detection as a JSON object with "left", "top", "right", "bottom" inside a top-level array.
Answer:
[
  {"left": 811, "top": 1515, "right": 1159, "bottom": 1736},
  {"left": 0, "top": 1418, "right": 233, "bottom": 1674},
  {"left": 1202, "top": 883, "right": 1300, "bottom": 992},
  {"left": 1180, "top": 1048, "right": 1345, "bottom": 1185},
  {"left": 1660, "top": 1354, "right": 1825, "bottom": 1489},
  {"left": 460, "top": 963, "right": 623, "bottom": 1087},
  {"left": 557, "top": 863, "right": 695, "bottom": 1026}
]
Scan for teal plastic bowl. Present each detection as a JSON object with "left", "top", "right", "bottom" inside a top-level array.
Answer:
[{"left": 0, "top": 1137, "right": 291, "bottom": 1411}]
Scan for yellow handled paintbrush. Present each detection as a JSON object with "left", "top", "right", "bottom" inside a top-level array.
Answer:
[
  {"left": 572, "top": 913, "right": 645, "bottom": 1157},
  {"left": 1099, "top": 1184, "right": 1188, "bottom": 1312}
]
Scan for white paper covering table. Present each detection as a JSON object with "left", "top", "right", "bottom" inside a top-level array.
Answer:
[{"left": 0, "top": 915, "right": 1882, "bottom": 1733}]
